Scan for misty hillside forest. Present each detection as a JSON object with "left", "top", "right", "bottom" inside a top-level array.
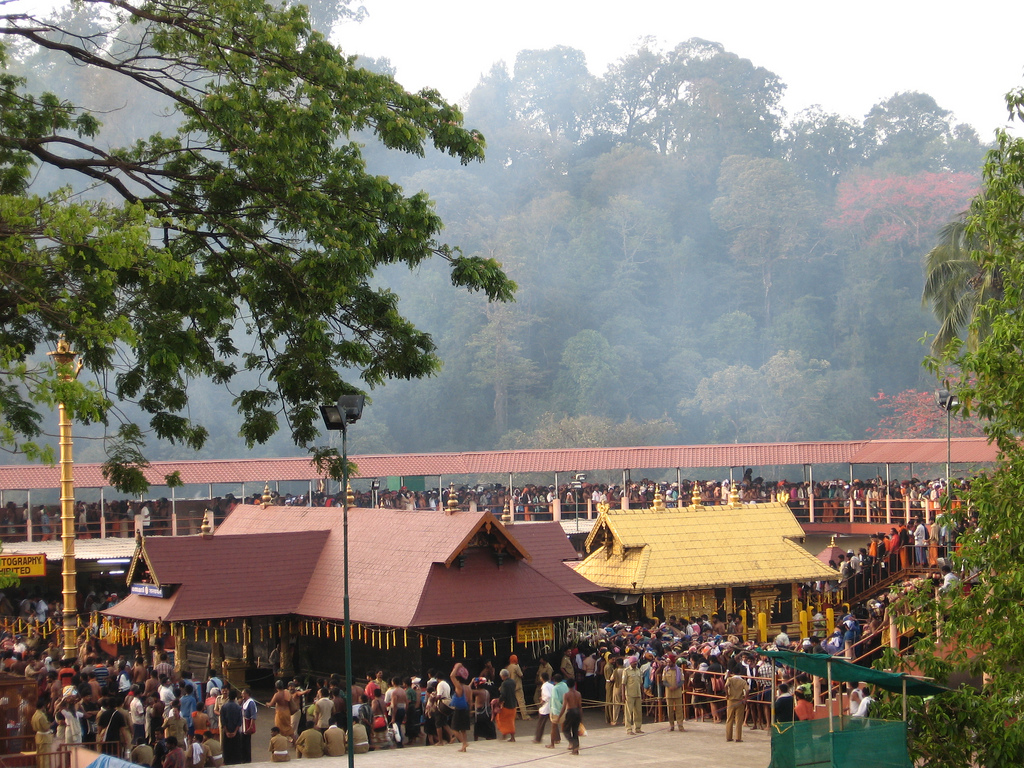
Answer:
[{"left": 5, "top": 5, "right": 993, "bottom": 468}]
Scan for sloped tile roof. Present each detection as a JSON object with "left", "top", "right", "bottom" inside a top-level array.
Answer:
[
  {"left": 209, "top": 505, "right": 600, "bottom": 628},
  {"left": 0, "top": 438, "right": 997, "bottom": 491},
  {"left": 105, "top": 531, "right": 327, "bottom": 621},
  {"left": 407, "top": 549, "right": 603, "bottom": 626},
  {"left": 503, "top": 522, "right": 603, "bottom": 594},
  {"left": 575, "top": 502, "right": 838, "bottom": 593}
]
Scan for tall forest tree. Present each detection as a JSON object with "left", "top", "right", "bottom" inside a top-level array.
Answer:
[
  {"left": 710, "top": 156, "right": 820, "bottom": 330},
  {"left": 511, "top": 46, "right": 594, "bottom": 142}
]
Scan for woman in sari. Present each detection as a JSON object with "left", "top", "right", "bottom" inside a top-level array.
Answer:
[{"left": 267, "top": 680, "right": 293, "bottom": 738}]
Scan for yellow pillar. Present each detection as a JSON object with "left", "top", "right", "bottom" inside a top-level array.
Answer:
[
  {"left": 174, "top": 627, "right": 187, "bottom": 675},
  {"left": 49, "top": 339, "right": 80, "bottom": 661}
]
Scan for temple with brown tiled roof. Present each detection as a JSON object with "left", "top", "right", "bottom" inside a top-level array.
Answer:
[
  {"left": 573, "top": 493, "right": 838, "bottom": 627},
  {"left": 105, "top": 504, "right": 604, "bottom": 677}
]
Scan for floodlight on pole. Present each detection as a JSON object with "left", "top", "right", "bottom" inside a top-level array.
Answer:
[
  {"left": 935, "top": 388, "right": 959, "bottom": 490},
  {"left": 319, "top": 393, "right": 364, "bottom": 768}
]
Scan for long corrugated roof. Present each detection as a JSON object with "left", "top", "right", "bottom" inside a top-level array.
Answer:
[
  {"left": 575, "top": 501, "right": 839, "bottom": 593},
  {"left": 846, "top": 438, "right": 997, "bottom": 465},
  {"left": 0, "top": 438, "right": 997, "bottom": 491},
  {"left": 0, "top": 538, "right": 137, "bottom": 562}
]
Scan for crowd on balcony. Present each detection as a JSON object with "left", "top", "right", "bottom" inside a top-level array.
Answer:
[{"left": 0, "top": 470, "right": 970, "bottom": 545}]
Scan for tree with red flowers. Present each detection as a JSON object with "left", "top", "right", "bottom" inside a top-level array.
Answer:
[
  {"left": 868, "top": 387, "right": 985, "bottom": 439},
  {"left": 829, "top": 171, "right": 978, "bottom": 252}
]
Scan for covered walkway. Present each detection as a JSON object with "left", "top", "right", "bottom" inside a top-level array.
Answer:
[{"left": 0, "top": 437, "right": 997, "bottom": 540}]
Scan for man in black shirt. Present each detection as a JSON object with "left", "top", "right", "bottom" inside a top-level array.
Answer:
[
  {"left": 775, "top": 683, "right": 797, "bottom": 723},
  {"left": 220, "top": 690, "right": 244, "bottom": 765}
]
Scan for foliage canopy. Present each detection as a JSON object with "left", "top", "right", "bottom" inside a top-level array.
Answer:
[
  {"left": 885, "top": 84, "right": 1024, "bottom": 766},
  {"left": 0, "top": 0, "right": 514, "bottom": 488}
]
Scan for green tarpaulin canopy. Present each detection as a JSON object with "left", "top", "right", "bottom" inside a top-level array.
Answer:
[{"left": 757, "top": 649, "right": 948, "bottom": 697}]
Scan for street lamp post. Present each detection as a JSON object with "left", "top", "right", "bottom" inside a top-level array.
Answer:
[
  {"left": 936, "top": 388, "right": 959, "bottom": 490},
  {"left": 48, "top": 338, "right": 82, "bottom": 661},
  {"left": 319, "top": 395, "right": 364, "bottom": 768}
]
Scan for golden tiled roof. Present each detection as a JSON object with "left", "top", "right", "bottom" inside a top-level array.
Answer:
[{"left": 576, "top": 501, "right": 839, "bottom": 593}]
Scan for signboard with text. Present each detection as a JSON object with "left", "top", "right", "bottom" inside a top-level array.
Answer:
[
  {"left": 130, "top": 583, "right": 169, "bottom": 598},
  {"left": 516, "top": 619, "right": 554, "bottom": 643},
  {"left": 0, "top": 554, "right": 46, "bottom": 578}
]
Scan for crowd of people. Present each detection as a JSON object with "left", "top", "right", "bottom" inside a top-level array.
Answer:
[
  {"left": 257, "top": 610, "right": 901, "bottom": 755},
  {"left": 291, "top": 472, "right": 971, "bottom": 525},
  {"left": 1, "top": 470, "right": 970, "bottom": 544},
  {"left": 6, "top": 564, "right": 967, "bottom": 766},
  {"left": 10, "top": 644, "right": 358, "bottom": 768}
]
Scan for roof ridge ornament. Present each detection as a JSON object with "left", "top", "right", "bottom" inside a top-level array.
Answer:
[
  {"left": 502, "top": 497, "right": 513, "bottom": 524},
  {"left": 200, "top": 510, "right": 213, "bottom": 538},
  {"left": 652, "top": 486, "right": 666, "bottom": 511}
]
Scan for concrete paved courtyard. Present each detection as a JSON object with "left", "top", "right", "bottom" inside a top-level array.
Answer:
[{"left": 247, "top": 707, "right": 772, "bottom": 768}]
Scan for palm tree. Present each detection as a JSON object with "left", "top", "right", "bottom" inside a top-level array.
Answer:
[{"left": 922, "top": 216, "right": 1001, "bottom": 355}]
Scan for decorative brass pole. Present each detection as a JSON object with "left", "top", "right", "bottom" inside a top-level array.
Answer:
[{"left": 48, "top": 338, "right": 81, "bottom": 661}]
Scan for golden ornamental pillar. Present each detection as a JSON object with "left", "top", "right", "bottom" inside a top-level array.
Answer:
[{"left": 49, "top": 339, "right": 81, "bottom": 661}]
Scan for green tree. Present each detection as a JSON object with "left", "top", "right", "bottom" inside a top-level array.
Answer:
[
  {"left": 597, "top": 41, "right": 663, "bottom": 142},
  {"left": 0, "top": 0, "right": 513, "bottom": 488},
  {"left": 921, "top": 216, "right": 999, "bottom": 355},
  {"left": 710, "top": 156, "right": 820, "bottom": 328},
  {"left": 861, "top": 91, "right": 985, "bottom": 174},
  {"left": 511, "top": 46, "right": 594, "bottom": 142},
  {"left": 552, "top": 330, "right": 617, "bottom": 416},
  {"left": 683, "top": 350, "right": 832, "bottom": 443},
  {"left": 889, "top": 83, "right": 1024, "bottom": 766},
  {"left": 501, "top": 412, "right": 674, "bottom": 449},
  {"left": 466, "top": 303, "right": 540, "bottom": 437},
  {"left": 781, "top": 106, "right": 862, "bottom": 193},
  {"left": 667, "top": 39, "right": 784, "bottom": 166},
  {"left": 862, "top": 91, "right": 953, "bottom": 169}
]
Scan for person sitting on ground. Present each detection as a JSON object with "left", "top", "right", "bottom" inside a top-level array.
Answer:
[
  {"left": 163, "top": 736, "right": 185, "bottom": 768},
  {"left": 342, "top": 719, "right": 370, "bottom": 754},
  {"left": 322, "top": 716, "right": 345, "bottom": 757},
  {"left": 269, "top": 726, "right": 291, "bottom": 762},
  {"left": 203, "top": 731, "right": 224, "bottom": 768},
  {"left": 295, "top": 724, "right": 324, "bottom": 758},
  {"left": 189, "top": 731, "right": 206, "bottom": 768}
]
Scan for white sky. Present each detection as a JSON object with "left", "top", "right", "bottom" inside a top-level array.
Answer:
[{"left": 335, "top": 0, "right": 1024, "bottom": 137}]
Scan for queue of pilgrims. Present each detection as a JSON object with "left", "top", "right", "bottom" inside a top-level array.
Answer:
[
  {"left": 1, "top": 471, "right": 965, "bottom": 544},
  {"left": 287, "top": 473, "right": 968, "bottom": 520}
]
